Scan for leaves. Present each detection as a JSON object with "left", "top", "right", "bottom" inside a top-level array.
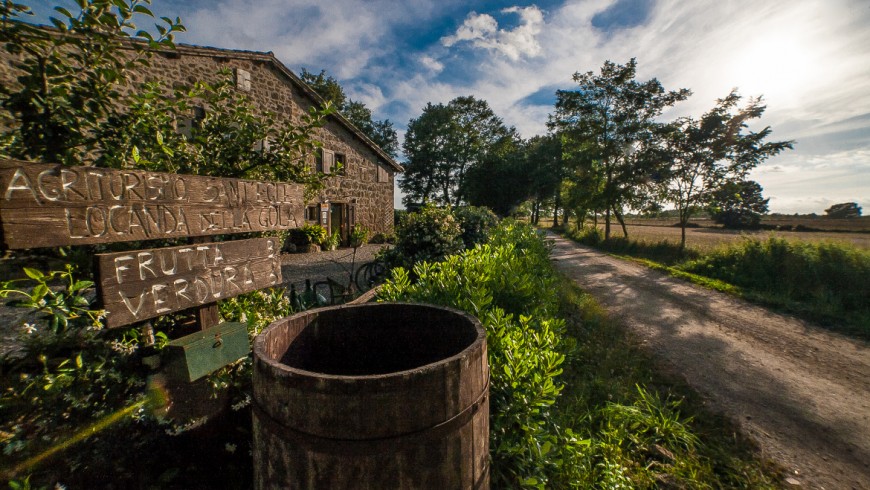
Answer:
[
  {"left": 1, "top": 0, "right": 185, "bottom": 164},
  {"left": 379, "top": 220, "right": 575, "bottom": 486}
]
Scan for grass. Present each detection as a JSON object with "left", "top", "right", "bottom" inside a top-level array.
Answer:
[
  {"left": 562, "top": 224, "right": 870, "bottom": 340},
  {"left": 553, "top": 278, "right": 781, "bottom": 488},
  {"left": 599, "top": 220, "right": 870, "bottom": 251}
]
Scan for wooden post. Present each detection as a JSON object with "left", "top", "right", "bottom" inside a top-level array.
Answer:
[{"left": 191, "top": 235, "right": 220, "bottom": 330}]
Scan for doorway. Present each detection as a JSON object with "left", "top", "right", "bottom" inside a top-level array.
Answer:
[{"left": 329, "top": 203, "right": 348, "bottom": 245}]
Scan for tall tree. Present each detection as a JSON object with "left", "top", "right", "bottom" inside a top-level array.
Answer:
[
  {"left": 299, "top": 68, "right": 398, "bottom": 158},
  {"left": 299, "top": 68, "right": 347, "bottom": 107},
  {"left": 550, "top": 58, "right": 690, "bottom": 238},
  {"left": 463, "top": 135, "right": 525, "bottom": 216},
  {"left": 560, "top": 136, "right": 607, "bottom": 227},
  {"left": 401, "top": 96, "right": 515, "bottom": 207},
  {"left": 708, "top": 180, "right": 769, "bottom": 229},
  {"left": 525, "top": 134, "right": 563, "bottom": 225},
  {"left": 659, "top": 91, "right": 792, "bottom": 247}
]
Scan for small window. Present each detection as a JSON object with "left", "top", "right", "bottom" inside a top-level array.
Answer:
[
  {"left": 305, "top": 205, "right": 318, "bottom": 222},
  {"left": 317, "top": 148, "right": 335, "bottom": 174},
  {"left": 176, "top": 106, "right": 206, "bottom": 140},
  {"left": 334, "top": 153, "right": 346, "bottom": 174}
]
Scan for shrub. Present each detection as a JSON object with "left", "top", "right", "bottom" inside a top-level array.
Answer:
[
  {"left": 679, "top": 237, "right": 870, "bottom": 335},
  {"left": 379, "top": 203, "right": 464, "bottom": 270},
  {"left": 301, "top": 224, "right": 328, "bottom": 245},
  {"left": 454, "top": 205, "right": 499, "bottom": 248},
  {"left": 368, "top": 232, "right": 394, "bottom": 244},
  {"left": 379, "top": 221, "right": 582, "bottom": 487},
  {"left": 567, "top": 224, "right": 604, "bottom": 246}
]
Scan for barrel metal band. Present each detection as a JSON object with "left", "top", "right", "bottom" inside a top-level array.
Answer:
[{"left": 253, "top": 376, "right": 489, "bottom": 456}]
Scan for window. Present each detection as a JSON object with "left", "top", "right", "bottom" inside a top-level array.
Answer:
[
  {"left": 176, "top": 106, "right": 206, "bottom": 140},
  {"left": 316, "top": 148, "right": 335, "bottom": 174},
  {"left": 334, "top": 153, "right": 346, "bottom": 174},
  {"left": 305, "top": 205, "right": 318, "bottom": 222}
]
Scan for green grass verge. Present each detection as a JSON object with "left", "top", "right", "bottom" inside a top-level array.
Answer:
[
  {"left": 554, "top": 278, "right": 782, "bottom": 488},
  {"left": 561, "top": 226, "right": 870, "bottom": 340}
]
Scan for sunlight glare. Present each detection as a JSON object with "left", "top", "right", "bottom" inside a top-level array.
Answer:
[{"left": 729, "top": 28, "right": 816, "bottom": 105}]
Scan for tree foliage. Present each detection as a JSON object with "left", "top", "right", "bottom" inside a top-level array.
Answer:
[
  {"left": 95, "top": 71, "right": 330, "bottom": 195},
  {"left": 824, "top": 202, "right": 862, "bottom": 218},
  {"left": 299, "top": 68, "right": 399, "bottom": 158},
  {"left": 0, "top": 0, "right": 184, "bottom": 165},
  {"left": 462, "top": 134, "right": 527, "bottom": 216},
  {"left": 402, "top": 96, "right": 517, "bottom": 207},
  {"left": 709, "top": 180, "right": 769, "bottom": 228},
  {"left": 550, "top": 58, "right": 690, "bottom": 238},
  {"left": 659, "top": 91, "right": 792, "bottom": 246}
]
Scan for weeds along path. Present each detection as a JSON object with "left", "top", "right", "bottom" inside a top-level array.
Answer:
[{"left": 548, "top": 232, "right": 870, "bottom": 489}]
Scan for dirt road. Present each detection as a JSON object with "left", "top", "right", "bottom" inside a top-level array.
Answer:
[{"left": 548, "top": 233, "right": 870, "bottom": 489}]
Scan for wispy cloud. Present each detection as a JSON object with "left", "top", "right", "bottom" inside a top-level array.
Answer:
[{"left": 441, "top": 6, "right": 545, "bottom": 61}]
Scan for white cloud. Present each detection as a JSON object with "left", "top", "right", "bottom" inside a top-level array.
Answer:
[
  {"left": 172, "top": 0, "right": 436, "bottom": 79},
  {"left": 441, "top": 6, "right": 545, "bottom": 61},
  {"left": 420, "top": 55, "right": 444, "bottom": 73}
]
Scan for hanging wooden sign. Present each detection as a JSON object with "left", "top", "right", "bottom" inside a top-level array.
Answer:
[
  {"left": 96, "top": 236, "right": 282, "bottom": 328},
  {"left": 0, "top": 158, "right": 304, "bottom": 249}
]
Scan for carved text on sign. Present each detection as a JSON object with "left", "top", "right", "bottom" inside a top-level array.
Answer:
[
  {"left": 97, "top": 237, "right": 282, "bottom": 328},
  {"left": 0, "top": 159, "right": 303, "bottom": 249}
]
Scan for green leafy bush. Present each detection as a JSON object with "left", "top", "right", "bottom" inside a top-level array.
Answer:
[
  {"left": 379, "top": 220, "right": 581, "bottom": 487},
  {"left": 0, "top": 266, "right": 153, "bottom": 484},
  {"left": 301, "top": 224, "right": 328, "bottom": 245},
  {"left": 454, "top": 205, "right": 499, "bottom": 248},
  {"left": 379, "top": 203, "right": 464, "bottom": 270}
]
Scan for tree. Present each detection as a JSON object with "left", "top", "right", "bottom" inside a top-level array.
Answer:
[
  {"left": 550, "top": 58, "right": 690, "bottom": 239},
  {"left": 709, "top": 180, "right": 769, "bottom": 228},
  {"left": 0, "top": 0, "right": 184, "bottom": 165},
  {"left": 463, "top": 134, "right": 528, "bottom": 216},
  {"left": 402, "top": 96, "right": 516, "bottom": 207},
  {"left": 299, "top": 68, "right": 347, "bottom": 107},
  {"left": 825, "top": 202, "right": 862, "bottom": 218},
  {"left": 525, "top": 135, "right": 564, "bottom": 225},
  {"left": 659, "top": 91, "right": 793, "bottom": 247},
  {"left": 299, "top": 68, "right": 399, "bottom": 158}
]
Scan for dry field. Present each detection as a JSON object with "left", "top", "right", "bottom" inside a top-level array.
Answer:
[{"left": 597, "top": 217, "right": 870, "bottom": 251}]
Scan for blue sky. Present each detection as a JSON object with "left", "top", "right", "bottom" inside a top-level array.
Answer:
[{"left": 35, "top": 0, "right": 870, "bottom": 213}]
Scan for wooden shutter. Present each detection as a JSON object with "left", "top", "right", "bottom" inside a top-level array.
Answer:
[{"left": 321, "top": 148, "right": 335, "bottom": 174}]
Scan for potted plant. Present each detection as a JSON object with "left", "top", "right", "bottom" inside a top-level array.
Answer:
[
  {"left": 321, "top": 231, "right": 340, "bottom": 251},
  {"left": 349, "top": 225, "right": 369, "bottom": 249},
  {"left": 300, "top": 224, "right": 327, "bottom": 253}
]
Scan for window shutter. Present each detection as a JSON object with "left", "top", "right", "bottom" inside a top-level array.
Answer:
[{"left": 321, "top": 148, "right": 335, "bottom": 174}]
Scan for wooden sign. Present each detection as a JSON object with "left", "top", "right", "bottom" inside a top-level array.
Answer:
[
  {"left": 0, "top": 159, "right": 304, "bottom": 249},
  {"left": 96, "top": 237, "right": 282, "bottom": 328}
]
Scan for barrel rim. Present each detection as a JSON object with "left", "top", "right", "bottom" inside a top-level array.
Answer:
[{"left": 253, "top": 301, "right": 486, "bottom": 382}]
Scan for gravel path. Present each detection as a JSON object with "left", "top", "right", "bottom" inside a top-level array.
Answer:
[
  {"left": 548, "top": 232, "right": 870, "bottom": 489},
  {"left": 279, "top": 243, "right": 389, "bottom": 292}
]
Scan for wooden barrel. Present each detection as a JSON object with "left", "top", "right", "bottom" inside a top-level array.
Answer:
[{"left": 252, "top": 302, "right": 490, "bottom": 489}]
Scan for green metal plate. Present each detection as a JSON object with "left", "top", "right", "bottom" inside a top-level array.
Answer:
[{"left": 165, "top": 322, "right": 250, "bottom": 382}]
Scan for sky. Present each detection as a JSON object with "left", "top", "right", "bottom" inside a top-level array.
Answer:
[{"left": 34, "top": 0, "right": 870, "bottom": 214}]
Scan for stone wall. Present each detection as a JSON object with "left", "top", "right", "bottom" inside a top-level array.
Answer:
[{"left": 0, "top": 41, "right": 397, "bottom": 236}]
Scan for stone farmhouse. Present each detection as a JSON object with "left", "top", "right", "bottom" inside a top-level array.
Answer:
[{"left": 0, "top": 38, "right": 403, "bottom": 243}]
